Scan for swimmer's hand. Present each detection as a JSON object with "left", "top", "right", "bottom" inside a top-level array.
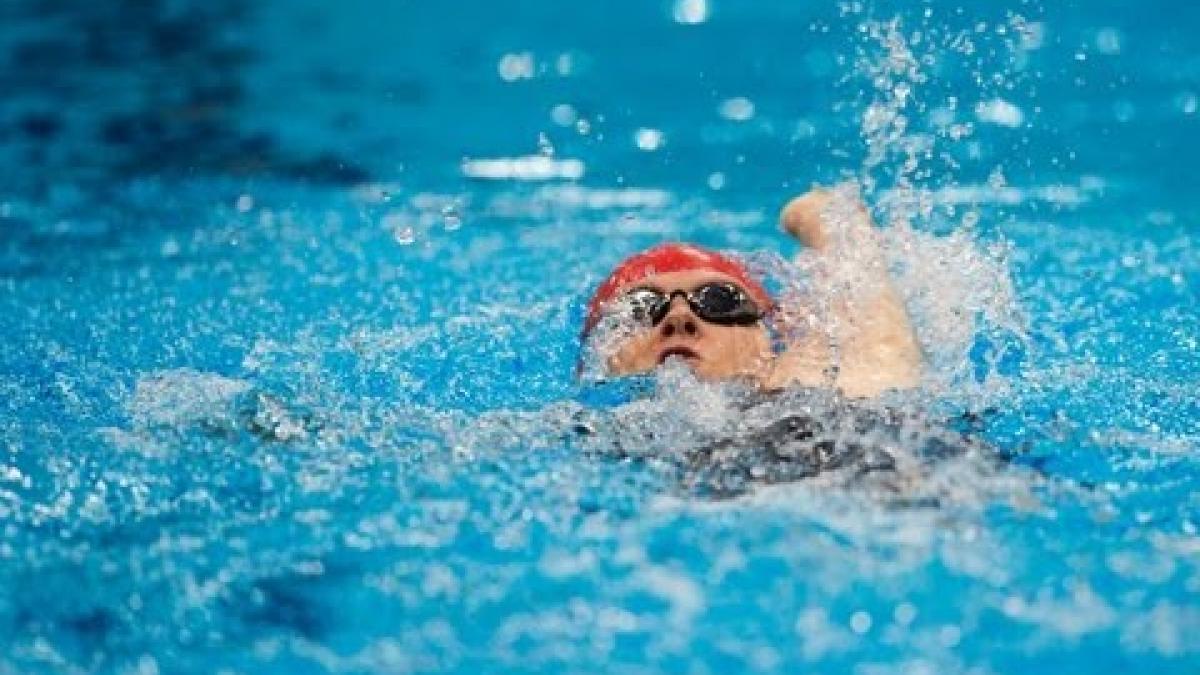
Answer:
[
  {"left": 770, "top": 185, "right": 922, "bottom": 398},
  {"left": 780, "top": 186, "right": 879, "bottom": 254},
  {"left": 780, "top": 188, "right": 834, "bottom": 250}
]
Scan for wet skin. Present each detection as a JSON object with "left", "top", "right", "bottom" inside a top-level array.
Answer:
[{"left": 605, "top": 269, "right": 774, "bottom": 382}]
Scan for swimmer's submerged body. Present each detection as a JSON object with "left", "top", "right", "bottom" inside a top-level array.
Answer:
[{"left": 571, "top": 383, "right": 1001, "bottom": 501}]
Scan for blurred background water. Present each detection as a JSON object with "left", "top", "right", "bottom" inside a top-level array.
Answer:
[{"left": 1, "top": 0, "right": 1198, "bottom": 673}]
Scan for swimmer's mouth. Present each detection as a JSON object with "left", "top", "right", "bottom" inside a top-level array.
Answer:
[{"left": 658, "top": 347, "right": 700, "bottom": 364}]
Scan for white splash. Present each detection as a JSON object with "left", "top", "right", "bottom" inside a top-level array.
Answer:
[{"left": 127, "top": 369, "right": 251, "bottom": 429}]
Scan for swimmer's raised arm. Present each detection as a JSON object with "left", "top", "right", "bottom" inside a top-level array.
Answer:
[{"left": 766, "top": 186, "right": 922, "bottom": 397}]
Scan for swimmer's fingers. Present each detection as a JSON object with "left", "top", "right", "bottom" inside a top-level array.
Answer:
[
  {"left": 781, "top": 184, "right": 877, "bottom": 253},
  {"left": 780, "top": 188, "right": 834, "bottom": 250}
]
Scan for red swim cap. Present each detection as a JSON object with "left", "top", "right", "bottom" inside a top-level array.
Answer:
[{"left": 583, "top": 243, "right": 772, "bottom": 335}]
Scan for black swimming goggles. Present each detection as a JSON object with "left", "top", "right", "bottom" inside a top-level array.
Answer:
[{"left": 617, "top": 282, "right": 764, "bottom": 327}]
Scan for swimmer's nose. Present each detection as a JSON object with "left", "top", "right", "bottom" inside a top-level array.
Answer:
[{"left": 658, "top": 298, "right": 700, "bottom": 339}]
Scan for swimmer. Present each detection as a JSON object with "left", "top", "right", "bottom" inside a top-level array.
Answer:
[{"left": 582, "top": 186, "right": 922, "bottom": 398}]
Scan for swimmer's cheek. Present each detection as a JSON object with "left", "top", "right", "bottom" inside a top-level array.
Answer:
[{"left": 607, "top": 346, "right": 650, "bottom": 376}]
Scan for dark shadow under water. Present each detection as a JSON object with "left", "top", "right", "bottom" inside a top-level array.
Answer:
[{"left": 0, "top": 1, "right": 367, "bottom": 198}]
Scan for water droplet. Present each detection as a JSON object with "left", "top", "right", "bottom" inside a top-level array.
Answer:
[
  {"left": 850, "top": 611, "right": 872, "bottom": 634},
  {"left": 537, "top": 132, "right": 555, "bottom": 157},
  {"left": 394, "top": 226, "right": 416, "bottom": 245},
  {"left": 634, "top": 128, "right": 664, "bottom": 151},
  {"left": 1113, "top": 100, "right": 1135, "bottom": 123},
  {"left": 893, "top": 602, "right": 918, "bottom": 626},
  {"left": 442, "top": 204, "right": 462, "bottom": 231},
  {"left": 235, "top": 194, "right": 254, "bottom": 212},
  {"left": 673, "top": 0, "right": 708, "bottom": 25},
  {"left": 1179, "top": 92, "right": 1197, "bottom": 115},
  {"left": 987, "top": 167, "right": 1007, "bottom": 189},
  {"left": 551, "top": 103, "right": 577, "bottom": 126},
  {"left": 718, "top": 97, "right": 756, "bottom": 122},
  {"left": 947, "top": 122, "right": 973, "bottom": 140},
  {"left": 382, "top": 212, "right": 416, "bottom": 244},
  {"left": 1094, "top": 28, "right": 1122, "bottom": 55},
  {"left": 555, "top": 53, "right": 574, "bottom": 76},
  {"left": 497, "top": 52, "right": 535, "bottom": 81}
]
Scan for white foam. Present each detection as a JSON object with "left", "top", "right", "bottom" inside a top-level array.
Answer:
[{"left": 127, "top": 368, "right": 251, "bottom": 429}]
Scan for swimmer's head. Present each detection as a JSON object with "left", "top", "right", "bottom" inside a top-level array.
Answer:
[{"left": 582, "top": 243, "right": 775, "bottom": 381}]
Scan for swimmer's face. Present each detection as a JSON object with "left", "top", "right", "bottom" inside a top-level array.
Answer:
[{"left": 601, "top": 270, "right": 773, "bottom": 381}]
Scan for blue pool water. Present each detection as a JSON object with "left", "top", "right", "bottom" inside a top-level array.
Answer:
[{"left": 2, "top": 1, "right": 1198, "bottom": 672}]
